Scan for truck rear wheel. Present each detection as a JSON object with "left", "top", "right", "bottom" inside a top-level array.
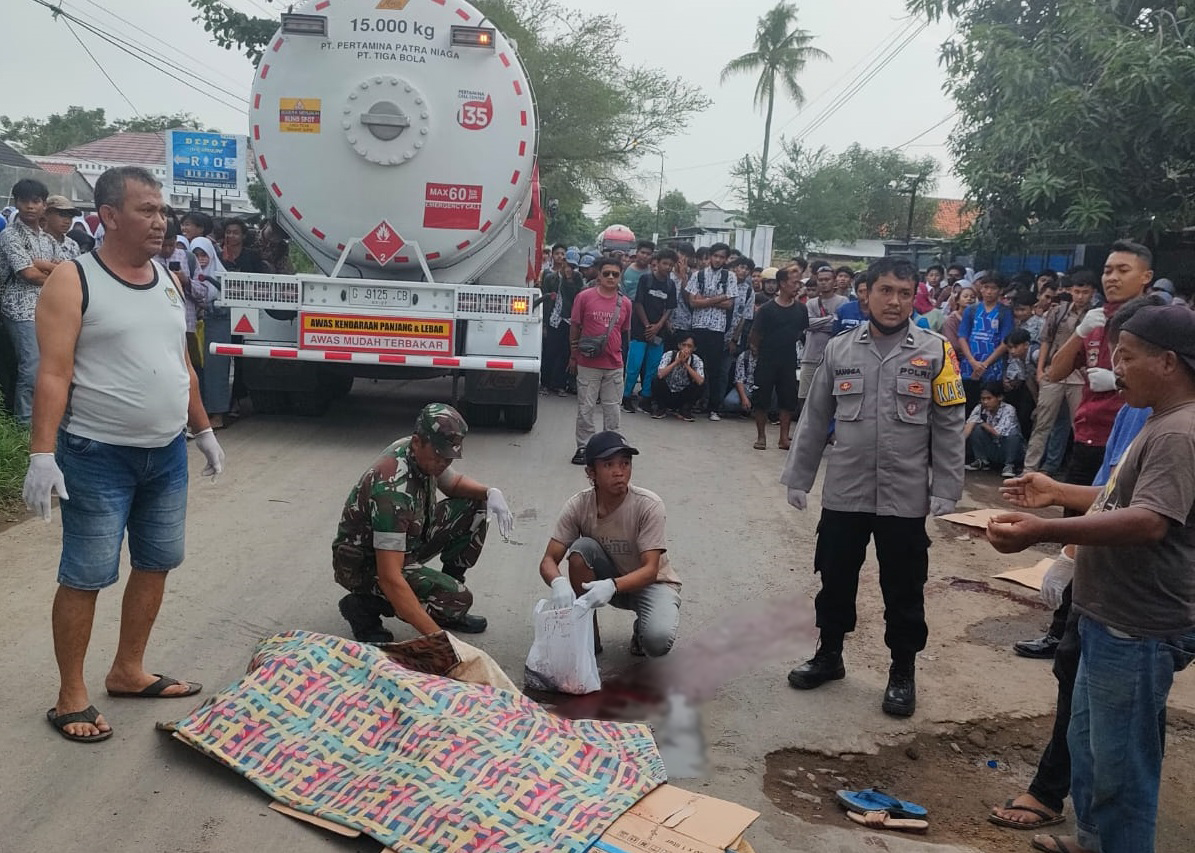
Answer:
[
  {"left": 248, "top": 388, "right": 289, "bottom": 415},
  {"left": 463, "top": 400, "right": 503, "bottom": 428},
  {"left": 502, "top": 395, "right": 538, "bottom": 432},
  {"left": 289, "top": 386, "right": 333, "bottom": 416}
]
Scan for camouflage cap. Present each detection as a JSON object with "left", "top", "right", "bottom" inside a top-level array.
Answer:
[{"left": 415, "top": 403, "right": 468, "bottom": 458}]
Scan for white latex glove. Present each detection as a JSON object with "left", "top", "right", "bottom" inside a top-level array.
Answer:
[
  {"left": 550, "top": 576, "right": 576, "bottom": 610},
  {"left": 486, "top": 487, "right": 514, "bottom": 539},
  {"left": 1087, "top": 367, "right": 1117, "bottom": 393},
  {"left": 1040, "top": 551, "right": 1075, "bottom": 610},
  {"left": 23, "top": 453, "right": 69, "bottom": 522},
  {"left": 193, "top": 428, "right": 225, "bottom": 482},
  {"left": 787, "top": 488, "right": 808, "bottom": 511},
  {"left": 575, "top": 578, "right": 617, "bottom": 611},
  {"left": 929, "top": 497, "right": 957, "bottom": 517},
  {"left": 1076, "top": 308, "right": 1107, "bottom": 337}
]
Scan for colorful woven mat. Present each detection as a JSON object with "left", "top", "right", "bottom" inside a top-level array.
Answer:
[{"left": 167, "top": 631, "right": 666, "bottom": 851}]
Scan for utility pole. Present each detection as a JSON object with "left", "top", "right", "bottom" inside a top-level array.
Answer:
[
  {"left": 904, "top": 173, "right": 925, "bottom": 249},
  {"left": 655, "top": 150, "right": 665, "bottom": 238}
]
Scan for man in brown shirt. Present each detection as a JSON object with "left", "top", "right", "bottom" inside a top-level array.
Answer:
[{"left": 988, "top": 305, "right": 1195, "bottom": 853}]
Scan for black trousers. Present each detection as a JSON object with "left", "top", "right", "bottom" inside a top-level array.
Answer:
[
  {"left": 1028, "top": 591, "right": 1079, "bottom": 814},
  {"left": 1065, "top": 443, "right": 1106, "bottom": 491},
  {"left": 651, "top": 376, "right": 702, "bottom": 412},
  {"left": 813, "top": 510, "right": 930, "bottom": 663},
  {"left": 541, "top": 322, "right": 570, "bottom": 391},
  {"left": 690, "top": 329, "right": 726, "bottom": 411},
  {"left": 963, "top": 378, "right": 984, "bottom": 417},
  {"left": 0, "top": 319, "right": 15, "bottom": 416}
]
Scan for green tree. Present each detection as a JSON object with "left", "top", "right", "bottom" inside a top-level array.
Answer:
[
  {"left": 189, "top": 0, "right": 278, "bottom": 63},
  {"left": 736, "top": 142, "right": 940, "bottom": 253},
  {"left": 184, "top": 0, "right": 710, "bottom": 210},
  {"left": 1, "top": 106, "right": 110, "bottom": 155},
  {"left": 906, "top": 0, "right": 1195, "bottom": 244},
  {"left": 545, "top": 202, "right": 596, "bottom": 247},
  {"left": 657, "top": 189, "right": 698, "bottom": 237},
  {"left": 113, "top": 113, "right": 205, "bottom": 134},
  {"left": 597, "top": 201, "right": 656, "bottom": 242},
  {"left": 0, "top": 108, "right": 205, "bottom": 156},
  {"left": 721, "top": 2, "right": 828, "bottom": 211}
]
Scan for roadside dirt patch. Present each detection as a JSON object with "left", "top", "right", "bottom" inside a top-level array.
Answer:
[
  {"left": 764, "top": 712, "right": 1195, "bottom": 852},
  {"left": 964, "top": 612, "right": 1054, "bottom": 651}
]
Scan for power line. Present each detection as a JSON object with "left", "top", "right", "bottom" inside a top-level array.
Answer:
[
  {"left": 893, "top": 112, "right": 959, "bottom": 150},
  {"left": 789, "top": 21, "right": 929, "bottom": 143},
  {"left": 28, "top": 0, "right": 249, "bottom": 113},
  {"left": 81, "top": 0, "right": 250, "bottom": 93},
  {"left": 663, "top": 20, "right": 928, "bottom": 178},
  {"left": 770, "top": 17, "right": 921, "bottom": 140},
  {"left": 63, "top": 17, "right": 141, "bottom": 116}
]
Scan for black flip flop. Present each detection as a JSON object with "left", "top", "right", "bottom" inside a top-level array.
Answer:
[
  {"left": 47, "top": 706, "right": 113, "bottom": 743},
  {"left": 1031, "top": 835, "right": 1087, "bottom": 853},
  {"left": 107, "top": 674, "right": 202, "bottom": 699},
  {"left": 988, "top": 798, "right": 1064, "bottom": 829}
]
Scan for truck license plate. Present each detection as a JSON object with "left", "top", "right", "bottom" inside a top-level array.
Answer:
[{"left": 350, "top": 286, "right": 410, "bottom": 308}]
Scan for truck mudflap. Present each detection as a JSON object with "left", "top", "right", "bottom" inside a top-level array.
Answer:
[{"left": 210, "top": 343, "right": 540, "bottom": 373}]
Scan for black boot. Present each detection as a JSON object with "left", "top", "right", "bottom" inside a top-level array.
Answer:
[
  {"left": 882, "top": 663, "right": 916, "bottom": 717},
  {"left": 433, "top": 611, "right": 488, "bottom": 634},
  {"left": 338, "top": 593, "right": 395, "bottom": 644},
  {"left": 787, "top": 646, "right": 846, "bottom": 690},
  {"left": 1013, "top": 633, "right": 1061, "bottom": 659}
]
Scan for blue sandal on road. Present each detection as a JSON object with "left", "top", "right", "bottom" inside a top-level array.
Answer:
[{"left": 836, "top": 788, "right": 928, "bottom": 820}]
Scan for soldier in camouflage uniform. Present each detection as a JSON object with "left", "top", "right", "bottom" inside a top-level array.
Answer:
[{"left": 333, "top": 403, "right": 515, "bottom": 642}]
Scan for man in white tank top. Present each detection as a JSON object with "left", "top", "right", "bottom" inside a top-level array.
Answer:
[{"left": 22, "top": 166, "right": 226, "bottom": 743}]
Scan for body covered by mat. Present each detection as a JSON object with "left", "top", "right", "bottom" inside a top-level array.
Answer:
[{"left": 164, "top": 631, "right": 667, "bottom": 851}]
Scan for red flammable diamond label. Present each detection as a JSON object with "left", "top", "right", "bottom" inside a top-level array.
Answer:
[{"left": 361, "top": 220, "right": 405, "bottom": 266}]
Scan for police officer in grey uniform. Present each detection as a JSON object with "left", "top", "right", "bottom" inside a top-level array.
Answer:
[{"left": 781, "top": 257, "right": 966, "bottom": 716}]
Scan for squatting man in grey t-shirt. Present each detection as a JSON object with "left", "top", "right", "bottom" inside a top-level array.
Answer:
[
  {"left": 537, "top": 431, "right": 681, "bottom": 657},
  {"left": 988, "top": 305, "right": 1195, "bottom": 853}
]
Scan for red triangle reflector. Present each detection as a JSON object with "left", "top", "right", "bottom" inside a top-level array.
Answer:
[
  {"left": 233, "top": 314, "right": 256, "bottom": 334},
  {"left": 498, "top": 328, "right": 519, "bottom": 347}
]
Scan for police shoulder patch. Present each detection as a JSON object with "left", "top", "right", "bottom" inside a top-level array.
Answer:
[{"left": 932, "top": 340, "right": 966, "bottom": 406}]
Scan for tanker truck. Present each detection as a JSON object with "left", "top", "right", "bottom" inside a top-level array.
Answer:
[{"left": 212, "top": 0, "right": 543, "bottom": 428}]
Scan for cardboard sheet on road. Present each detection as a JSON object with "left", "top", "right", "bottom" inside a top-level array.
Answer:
[
  {"left": 592, "top": 784, "right": 760, "bottom": 853},
  {"left": 994, "top": 557, "right": 1054, "bottom": 591},
  {"left": 938, "top": 508, "right": 1003, "bottom": 529}
]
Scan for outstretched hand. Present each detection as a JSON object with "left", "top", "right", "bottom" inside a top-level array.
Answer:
[
  {"left": 1000, "top": 472, "right": 1060, "bottom": 509},
  {"left": 986, "top": 512, "right": 1047, "bottom": 554}
]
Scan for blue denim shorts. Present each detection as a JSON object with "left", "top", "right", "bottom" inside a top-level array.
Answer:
[{"left": 56, "top": 429, "right": 189, "bottom": 590}]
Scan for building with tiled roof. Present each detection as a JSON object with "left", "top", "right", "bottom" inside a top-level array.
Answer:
[
  {"left": 0, "top": 140, "right": 41, "bottom": 171},
  {"left": 931, "top": 198, "right": 977, "bottom": 238},
  {"left": 32, "top": 129, "right": 254, "bottom": 215}
]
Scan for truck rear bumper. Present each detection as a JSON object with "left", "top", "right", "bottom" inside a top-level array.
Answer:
[{"left": 210, "top": 343, "right": 540, "bottom": 373}]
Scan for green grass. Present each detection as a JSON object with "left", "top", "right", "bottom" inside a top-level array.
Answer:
[{"left": 0, "top": 407, "right": 29, "bottom": 514}]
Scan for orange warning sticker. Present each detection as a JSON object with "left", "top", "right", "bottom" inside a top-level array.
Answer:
[
  {"left": 300, "top": 313, "right": 453, "bottom": 355},
  {"left": 279, "top": 98, "right": 321, "bottom": 133}
]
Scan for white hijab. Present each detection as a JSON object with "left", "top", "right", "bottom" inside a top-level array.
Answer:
[
  {"left": 189, "top": 235, "right": 226, "bottom": 306},
  {"left": 190, "top": 236, "right": 227, "bottom": 280}
]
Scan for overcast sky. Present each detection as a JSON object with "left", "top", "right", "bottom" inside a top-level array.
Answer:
[{"left": 5, "top": 0, "right": 964, "bottom": 207}]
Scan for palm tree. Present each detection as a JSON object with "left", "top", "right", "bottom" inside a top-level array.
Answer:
[{"left": 721, "top": 2, "right": 828, "bottom": 210}]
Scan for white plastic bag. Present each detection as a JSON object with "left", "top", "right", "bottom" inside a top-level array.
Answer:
[{"left": 524, "top": 599, "right": 602, "bottom": 695}]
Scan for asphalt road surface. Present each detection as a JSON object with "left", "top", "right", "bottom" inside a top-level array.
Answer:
[{"left": 3, "top": 378, "right": 1193, "bottom": 852}]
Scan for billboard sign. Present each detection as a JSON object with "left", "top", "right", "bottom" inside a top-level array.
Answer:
[{"left": 167, "top": 130, "right": 246, "bottom": 193}]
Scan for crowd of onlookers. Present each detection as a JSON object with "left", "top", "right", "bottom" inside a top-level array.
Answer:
[
  {"left": 0, "top": 178, "right": 292, "bottom": 430},
  {"left": 540, "top": 236, "right": 1188, "bottom": 476}
]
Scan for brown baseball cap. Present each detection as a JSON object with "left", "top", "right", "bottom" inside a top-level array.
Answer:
[{"left": 45, "top": 195, "right": 80, "bottom": 216}]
